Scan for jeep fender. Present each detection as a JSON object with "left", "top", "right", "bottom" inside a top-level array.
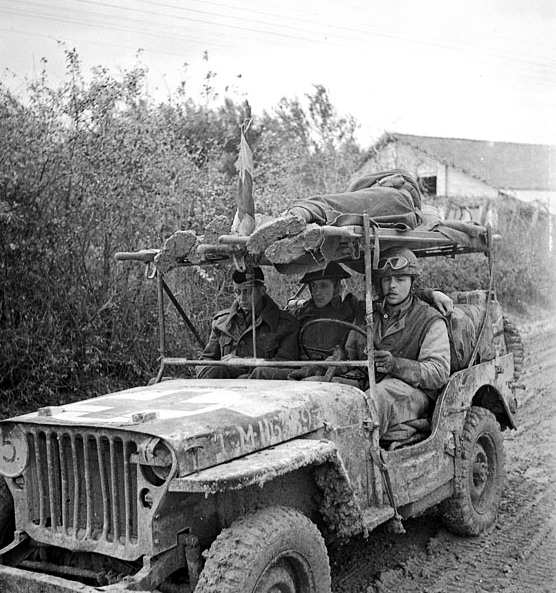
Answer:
[
  {"left": 168, "top": 438, "right": 364, "bottom": 537},
  {"left": 437, "top": 355, "right": 516, "bottom": 431}
]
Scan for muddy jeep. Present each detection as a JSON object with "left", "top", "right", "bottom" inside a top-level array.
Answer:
[{"left": 0, "top": 219, "right": 519, "bottom": 592}]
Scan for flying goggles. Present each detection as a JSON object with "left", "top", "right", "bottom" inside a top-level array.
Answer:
[{"left": 376, "top": 256, "right": 411, "bottom": 271}]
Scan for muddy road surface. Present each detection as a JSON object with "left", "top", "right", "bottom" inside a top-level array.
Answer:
[{"left": 330, "top": 317, "right": 556, "bottom": 593}]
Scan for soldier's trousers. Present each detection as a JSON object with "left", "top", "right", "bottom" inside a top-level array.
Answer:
[{"left": 374, "top": 378, "right": 430, "bottom": 439}]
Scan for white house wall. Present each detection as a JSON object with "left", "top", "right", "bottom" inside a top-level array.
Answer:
[
  {"left": 396, "top": 143, "right": 439, "bottom": 175},
  {"left": 359, "top": 142, "right": 399, "bottom": 172},
  {"left": 441, "top": 167, "right": 499, "bottom": 199},
  {"left": 359, "top": 142, "right": 499, "bottom": 198}
]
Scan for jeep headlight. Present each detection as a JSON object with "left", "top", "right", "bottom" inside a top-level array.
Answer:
[
  {"left": 138, "top": 438, "right": 174, "bottom": 486},
  {"left": 0, "top": 424, "right": 29, "bottom": 478}
]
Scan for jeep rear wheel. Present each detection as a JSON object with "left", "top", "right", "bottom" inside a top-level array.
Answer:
[
  {"left": 440, "top": 407, "right": 504, "bottom": 535},
  {"left": 440, "top": 406, "right": 505, "bottom": 536},
  {"left": 195, "top": 506, "right": 331, "bottom": 593}
]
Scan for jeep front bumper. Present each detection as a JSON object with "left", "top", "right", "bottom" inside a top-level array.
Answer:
[{"left": 0, "top": 564, "right": 164, "bottom": 593}]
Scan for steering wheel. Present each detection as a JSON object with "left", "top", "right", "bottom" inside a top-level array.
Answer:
[{"left": 299, "top": 318, "right": 367, "bottom": 361}]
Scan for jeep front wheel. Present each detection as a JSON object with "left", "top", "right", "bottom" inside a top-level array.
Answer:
[
  {"left": 195, "top": 506, "right": 331, "bottom": 593},
  {"left": 440, "top": 406, "right": 505, "bottom": 536}
]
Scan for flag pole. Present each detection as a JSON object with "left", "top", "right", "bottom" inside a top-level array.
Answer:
[
  {"left": 231, "top": 103, "right": 255, "bottom": 239},
  {"left": 232, "top": 103, "right": 258, "bottom": 359},
  {"left": 242, "top": 114, "right": 258, "bottom": 360}
]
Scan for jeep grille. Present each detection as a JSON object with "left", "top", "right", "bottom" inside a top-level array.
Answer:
[{"left": 24, "top": 427, "right": 139, "bottom": 545}]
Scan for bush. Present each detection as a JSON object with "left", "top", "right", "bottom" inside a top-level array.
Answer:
[
  {"left": 418, "top": 210, "right": 555, "bottom": 313},
  {"left": 0, "top": 52, "right": 243, "bottom": 415}
]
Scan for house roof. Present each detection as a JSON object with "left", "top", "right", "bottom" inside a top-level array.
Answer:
[{"left": 388, "top": 133, "right": 556, "bottom": 191}]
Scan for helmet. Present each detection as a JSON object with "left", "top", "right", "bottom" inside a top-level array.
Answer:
[
  {"left": 300, "top": 262, "right": 351, "bottom": 284},
  {"left": 232, "top": 266, "right": 264, "bottom": 285},
  {"left": 374, "top": 247, "right": 419, "bottom": 278}
]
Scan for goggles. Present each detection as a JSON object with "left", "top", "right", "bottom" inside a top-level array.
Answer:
[{"left": 376, "top": 256, "right": 410, "bottom": 271}]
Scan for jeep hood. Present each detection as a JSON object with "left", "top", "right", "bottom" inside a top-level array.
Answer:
[{"left": 7, "top": 379, "right": 365, "bottom": 476}]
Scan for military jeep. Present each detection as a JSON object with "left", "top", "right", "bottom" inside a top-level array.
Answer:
[{"left": 0, "top": 217, "right": 519, "bottom": 592}]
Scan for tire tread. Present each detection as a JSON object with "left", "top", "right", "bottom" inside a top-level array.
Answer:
[
  {"left": 194, "top": 505, "right": 330, "bottom": 593},
  {"left": 440, "top": 406, "right": 505, "bottom": 536}
]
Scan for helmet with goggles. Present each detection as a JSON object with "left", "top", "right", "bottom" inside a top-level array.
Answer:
[{"left": 374, "top": 247, "right": 419, "bottom": 278}]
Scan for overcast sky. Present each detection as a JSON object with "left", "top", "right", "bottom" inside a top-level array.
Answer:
[{"left": 1, "top": 0, "right": 555, "bottom": 148}]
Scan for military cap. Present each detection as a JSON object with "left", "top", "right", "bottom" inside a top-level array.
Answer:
[
  {"left": 232, "top": 266, "right": 265, "bottom": 285},
  {"left": 300, "top": 261, "right": 351, "bottom": 284}
]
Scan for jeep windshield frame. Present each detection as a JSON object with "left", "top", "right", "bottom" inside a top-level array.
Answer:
[{"left": 115, "top": 217, "right": 496, "bottom": 387}]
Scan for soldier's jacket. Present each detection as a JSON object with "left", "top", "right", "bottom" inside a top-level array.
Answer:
[
  {"left": 345, "top": 295, "right": 450, "bottom": 398},
  {"left": 200, "top": 294, "right": 299, "bottom": 362}
]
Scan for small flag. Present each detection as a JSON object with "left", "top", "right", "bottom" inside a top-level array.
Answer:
[{"left": 231, "top": 118, "right": 255, "bottom": 236}]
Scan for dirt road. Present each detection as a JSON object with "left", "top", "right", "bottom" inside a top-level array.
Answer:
[{"left": 330, "top": 317, "right": 556, "bottom": 593}]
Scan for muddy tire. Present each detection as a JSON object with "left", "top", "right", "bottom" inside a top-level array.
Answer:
[
  {"left": 440, "top": 407, "right": 505, "bottom": 536},
  {"left": 0, "top": 477, "right": 15, "bottom": 547},
  {"left": 195, "top": 506, "right": 331, "bottom": 593},
  {"left": 503, "top": 315, "right": 524, "bottom": 380}
]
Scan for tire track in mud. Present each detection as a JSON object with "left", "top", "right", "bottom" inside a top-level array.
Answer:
[
  {"left": 331, "top": 478, "right": 553, "bottom": 593},
  {"left": 380, "top": 484, "right": 554, "bottom": 593},
  {"left": 330, "top": 515, "right": 441, "bottom": 592},
  {"left": 502, "top": 516, "right": 556, "bottom": 593}
]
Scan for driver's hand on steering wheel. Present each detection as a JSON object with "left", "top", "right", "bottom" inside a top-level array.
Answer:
[{"left": 323, "top": 352, "right": 348, "bottom": 375}]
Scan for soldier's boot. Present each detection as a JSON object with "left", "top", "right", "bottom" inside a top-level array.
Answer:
[
  {"left": 264, "top": 224, "right": 323, "bottom": 263},
  {"left": 246, "top": 213, "right": 306, "bottom": 255}
]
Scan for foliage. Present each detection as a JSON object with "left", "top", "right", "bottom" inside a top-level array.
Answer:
[
  {"left": 254, "top": 84, "right": 361, "bottom": 215},
  {"left": 0, "top": 50, "right": 242, "bottom": 415},
  {"left": 418, "top": 204, "right": 555, "bottom": 312}
]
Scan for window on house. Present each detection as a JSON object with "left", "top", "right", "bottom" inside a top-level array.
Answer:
[{"left": 419, "top": 176, "right": 437, "bottom": 196}]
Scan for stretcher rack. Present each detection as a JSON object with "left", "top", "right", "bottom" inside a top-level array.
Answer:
[
  {"left": 115, "top": 221, "right": 495, "bottom": 270},
  {"left": 115, "top": 220, "right": 496, "bottom": 384}
]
